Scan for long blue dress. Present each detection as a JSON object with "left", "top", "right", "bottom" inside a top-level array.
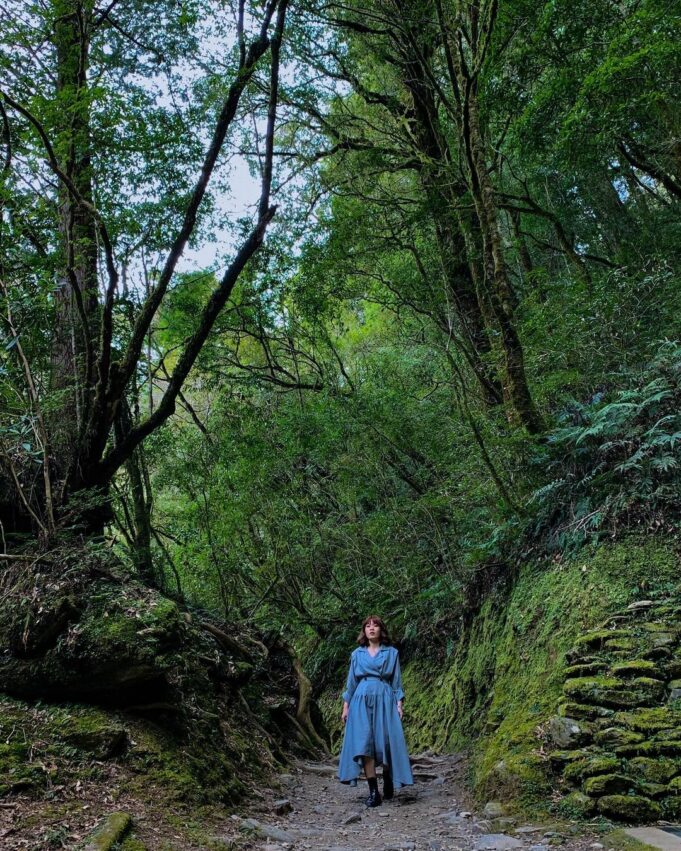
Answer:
[{"left": 337, "top": 644, "right": 414, "bottom": 788}]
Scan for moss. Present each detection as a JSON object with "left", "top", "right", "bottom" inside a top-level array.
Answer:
[
  {"left": 118, "top": 837, "right": 147, "bottom": 851},
  {"left": 596, "top": 794, "right": 661, "bottom": 821}
]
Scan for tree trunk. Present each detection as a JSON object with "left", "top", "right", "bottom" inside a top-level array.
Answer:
[
  {"left": 50, "top": 0, "right": 100, "bottom": 477},
  {"left": 464, "top": 85, "right": 543, "bottom": 433}
]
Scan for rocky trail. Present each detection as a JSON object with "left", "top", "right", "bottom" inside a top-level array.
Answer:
[{"left": 229, "top": 754, "right": 605, "bottom": 851}]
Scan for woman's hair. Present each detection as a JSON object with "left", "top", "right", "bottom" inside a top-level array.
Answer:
[{"left": 356, "top": 615, "right": 391, "bottom": 647}]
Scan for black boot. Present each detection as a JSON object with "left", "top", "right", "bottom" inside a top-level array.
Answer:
[
  {"left": 365, "top": 776, "right": 382, "bottom": 808},
  {"left": 382, "top": 767, "right": 394, "bottom": 800}
]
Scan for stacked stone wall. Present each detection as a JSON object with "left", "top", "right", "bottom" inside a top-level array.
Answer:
[{"left": 548, "top": 598, "right": 681, "bottom": 822}]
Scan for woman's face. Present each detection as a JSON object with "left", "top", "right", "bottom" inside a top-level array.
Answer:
[{"left": 364, "top": 619, "right": 381, "bottom": 642}]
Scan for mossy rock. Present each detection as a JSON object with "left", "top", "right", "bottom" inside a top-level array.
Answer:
[
  {"left": 661, "top": 796, "right": 681, "bottom": 818},
  {"left": 556, "top": 790, "right": 596, "bottom": 818},
  {"left": 606, "top": 639, "right": 636, "bottom": 652},
  {"left": 479, "top": 754, "right": 552, "bottom": 808},
  {"left": 651, "top": 634, "right": 677, "bottom": 649},
  {"left": 565, "top": 663, "right": 609, "bottom": 678},
  {"left": 583, "top": 772, "right": 638, "bottom": 796},
  {"left": 641, "top": 646, "right": 672, "bottom": 661},
  {"left": 547, "top": 715, "right": 593, "bottom": 748},
  {"left": 0, "top": 741, "right": 49, "bottom": 795},
  {"left": 666, "top": 657, "right": 681, "bottom": 679},
  {"left": 596, "top": 794, "right": 662, "bottom": 821},
  {"left": 82, "top": 811, "right": 132, "bottom": 850},
  {"left": 640, "top": 622, "right": 679, "bottom": 634},
  {"left": 564, "top": 755, "right": 620, "bottom": 783},
  {"left": 594, "top": 728, "right": 645, "bottom": 747},
  {"left": 628, "top": 757, "right": 679, "bottom": 784},
  {"left": 58, "top": 715, "right": 128, "bottom": 759},
  {"left": 614, "top": 707, "right": 681, "bottom": 733},
  {"left": 564, "top": 676, "right": 663, "bottom": 708},
  {"left": 573, "top": 629, "right": 633, "bottom": 650},
  {"left": 557, "top": 702, "right": 613, "bottom": 721},
  {"left": 615, "top": 740, "right": 681, "bottom": 758},
  {"left": 548, "top": 750, "right": 592, "bottom": 769},
  {"left": 637, "top": 781, "right": 670, "bottom": 799},
  {"left": 611, "top": 661, "right": 662, "bottom": 679}
]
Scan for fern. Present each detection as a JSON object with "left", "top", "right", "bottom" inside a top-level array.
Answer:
[{"left": 530, "top": 341, "right": 681, "bottom": 552}]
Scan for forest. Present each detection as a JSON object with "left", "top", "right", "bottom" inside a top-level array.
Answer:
[{"left": 1, "top": 0, "right": 680, "bottom": 846}]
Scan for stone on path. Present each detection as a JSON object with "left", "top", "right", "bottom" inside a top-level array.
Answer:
[
  {"left": 302, "top": 762, "right": 337, "bottom": 776},
  {"left": 475, "top": 833, "right": 525, "bottom": 850},
  {"left": 238, "top": 817, "right": 295, "bottom": 844},
  {"left": 273, "top": 798, "right": 292, "bottom": 815}
]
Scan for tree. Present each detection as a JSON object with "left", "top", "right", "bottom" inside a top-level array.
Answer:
[{"left": 0, "top": 0, "right": 289, "bottom": 538}]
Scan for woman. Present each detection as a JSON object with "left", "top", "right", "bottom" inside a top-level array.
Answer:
[{"left": 337, "top": 615, "right": 414, "bottom": 807}]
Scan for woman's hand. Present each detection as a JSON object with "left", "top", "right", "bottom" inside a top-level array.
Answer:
[
  {"left": 397, "top": 700, "right": 403, "bottom": 720},
  {"left": 342, "top": 701, "right": 349, "bottom": 724}
]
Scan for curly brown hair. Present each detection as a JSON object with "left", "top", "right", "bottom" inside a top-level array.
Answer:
[{"left": 356, "top": 615, "right": 392, "bottom": 647}]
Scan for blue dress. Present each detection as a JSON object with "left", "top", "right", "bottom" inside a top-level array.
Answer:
[{"left": 337, "top": 645, "right": 414, "bottom": 788}]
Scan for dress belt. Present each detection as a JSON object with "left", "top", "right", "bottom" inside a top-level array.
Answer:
[{"left": 360, "top": 674, "right": 389, "bottom": 682}]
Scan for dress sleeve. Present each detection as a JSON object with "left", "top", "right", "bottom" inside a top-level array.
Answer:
[
  {"left": 391, "top": 650, "right": 405, "bottom": 701},
  {"left": 342, "top": 653, "right": 358, "bottom": 703}
]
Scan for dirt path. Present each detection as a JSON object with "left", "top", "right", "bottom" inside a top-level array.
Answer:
[{"left": 230, "top": 754, "right": 606, "bottom": 851}]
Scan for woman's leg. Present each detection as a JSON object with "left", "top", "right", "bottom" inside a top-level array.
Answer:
[{"left": 362, "top": 757, "right": 381, "bottom": 807}]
